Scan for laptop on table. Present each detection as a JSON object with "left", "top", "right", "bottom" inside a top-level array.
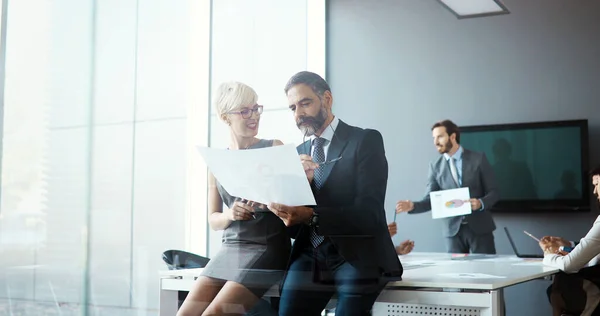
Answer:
[{"left": 503, "top": 227, "right": 544, "bottom": 259}]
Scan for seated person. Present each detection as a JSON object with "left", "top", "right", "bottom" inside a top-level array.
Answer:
[
  {"left": 178, "top": 82, "right": 290, "bottom": 316},
  {"left": 388, "top": 222, "right": 415, "bottom": 255},
  {"left": 539, "top": 165, "right": 600, "bottom": 316},
  {"left": 539, "top": 165, "right": 600, "bottom": 272}
]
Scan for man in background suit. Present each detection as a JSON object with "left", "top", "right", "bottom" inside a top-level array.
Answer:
[
  {"left": 268, "top": 71, "right": 402, "bottom": 316},
  {"left": 395, "top": 119, "right": 499, "bottom": 254}
]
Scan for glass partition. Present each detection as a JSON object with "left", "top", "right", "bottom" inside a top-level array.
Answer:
[
  {"left": 208, "top": 0, "right": 326, "bottom": 257},
  {"left": 0, "top": 0, "right": 210, "bottom": 314}
]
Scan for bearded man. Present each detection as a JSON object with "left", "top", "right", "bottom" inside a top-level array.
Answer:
[
  {"left": 395, "top": 119, "right": 499, "bottom": 254},
  {"left": 267, "top": 71, "right": 402, "bottom": 316}
]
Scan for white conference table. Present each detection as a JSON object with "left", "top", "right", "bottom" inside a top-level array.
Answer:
[{"left": 159, "top": 252, "right": 559, "bottom": 316}]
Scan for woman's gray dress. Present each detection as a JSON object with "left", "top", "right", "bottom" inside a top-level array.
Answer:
[{"left": 201, "top": 139, "right": 292, "bottom": 298}]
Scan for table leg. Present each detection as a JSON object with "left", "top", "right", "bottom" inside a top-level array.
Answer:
[
  {"left": 159, "top": 278, "right": 179, "bottom": 316},
  {"left": 481, "top": 289, "right": 504, "bottom": 316}
]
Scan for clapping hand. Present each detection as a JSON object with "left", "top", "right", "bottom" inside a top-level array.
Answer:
[{"left": 396, "top": 240, "right": 415, "bottom": 255}]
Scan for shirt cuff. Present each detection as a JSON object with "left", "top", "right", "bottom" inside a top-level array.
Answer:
[
  {"left": 570, "top": 241, "right": 576, "bottom": 247},
  {"left": 479, "top": 199, "right": 485, "bottom": 211},
  {"left": 543, "top": 253, "right": 561, "bottom": 268}
]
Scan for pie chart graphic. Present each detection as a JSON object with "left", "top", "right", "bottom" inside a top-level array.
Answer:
[{"left": 445, "top": 199, "right": 466, "bottom": 208}]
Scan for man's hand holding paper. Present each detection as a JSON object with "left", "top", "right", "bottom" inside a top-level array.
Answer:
[
  {"left": 268, "top": 202, "right": 313, "bottom": 227},
  {"left": 469, "top": 198, "right": 482, "bottom": 211},
  {"left": 430, "top": 187, "right": 472, "bottom": 219}
]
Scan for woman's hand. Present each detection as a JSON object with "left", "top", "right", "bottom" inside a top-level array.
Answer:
[
  {"left": 225, "top": 199, "right": 257, "bottom": 221},
  {"left": 539, "top": 236, "right": 571, "bottom": 255},
  {"left": 540, "top": 236, "right": 571, "bottom": 247}
]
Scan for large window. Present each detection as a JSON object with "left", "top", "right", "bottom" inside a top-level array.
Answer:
[
  {"left": 0, "top": 0, "right": 324, "bottom": 314},
  {"left": 0, "top": 0, "right": 209, "bottom": 314},
  {"left": 207, "top": 0, "right": 326, "bottom": 257}
]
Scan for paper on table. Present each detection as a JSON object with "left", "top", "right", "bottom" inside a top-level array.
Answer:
[
  {"left": 512, "top": 260, "right": 543, "bottom": 266},
  {"left": 430, "top": 187, "right": 472, "bottom": 219},
  {"left": 197, "top": 144, "right": 316, "bottom": 206},
  {"left": 472, "top": 257, "right": 522, "bottom": 262},
  {"left": 438, "top": 273, "right": 506, "bottom": 279},
  {"left": 402, "top": 260, "right": 457, "bottom": 267}
]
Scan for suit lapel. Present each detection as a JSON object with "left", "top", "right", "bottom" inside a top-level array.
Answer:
[
  {"left": 461, "top": 149, "right": 472, "bottom": 186},
  {"left": 318, "top": 120, "right": 350, "bottom": 189},
  {"left": 297, "top": 139, "right": 311, "bottom": 156}
]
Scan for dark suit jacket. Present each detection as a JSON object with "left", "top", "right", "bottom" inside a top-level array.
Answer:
[
  {"left": 410, "top": 148, "right": 499, "bottom": 237},
  {"left": 289, "top": 120, "right": 403, "bottom": 279}
]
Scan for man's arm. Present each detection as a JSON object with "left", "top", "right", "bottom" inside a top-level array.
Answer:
[
  {"left": 478, "top": 153, "right": 499, "bottom": 210},
  {"left": 315, "top": 129, "right": 387, "bottom": 236},
  {"left": 410, "top": 162, "right": 439, "bottom": 214},
  {"left": 286, "top": 224, "right": 302, "bottom": 239}
]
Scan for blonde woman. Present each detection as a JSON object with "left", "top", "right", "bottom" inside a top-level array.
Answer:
[{"left": 177, "top": 82, "right": 291, "bottom": 316}]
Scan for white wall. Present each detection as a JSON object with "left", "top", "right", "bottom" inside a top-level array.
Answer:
[{"left": 327, "top": 0, "right": 600, "bottom": 315}]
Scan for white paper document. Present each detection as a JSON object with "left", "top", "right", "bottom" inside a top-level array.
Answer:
[
  {"left": 197, "top": 144, "right": 316, "bottom": 206},
  {"left": 512, "top": 260, "right": 543, "bottom": 266},
  {"left": 438, "top": 273, "right": 506, "bottom": 279},
  {"left": 430, "top": 187, "right": 472, "bottom": 219},
  {"left": 402, "top": 260, "right": 457, "bottom": 269}
]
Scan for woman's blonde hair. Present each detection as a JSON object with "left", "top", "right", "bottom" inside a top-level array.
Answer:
[{"left": 213, "top": 81, "right": 258, "bottom": 121}]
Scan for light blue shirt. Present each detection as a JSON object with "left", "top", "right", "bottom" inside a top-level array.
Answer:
[
  {"left": 443, "top": 146, "right": 485, "bottom": 211},
  {"left": 309, "top": 116, "right": 339, "bottom": 161},
  {"left": 443, "top": 146, "right": 464, "bottom": 186}
]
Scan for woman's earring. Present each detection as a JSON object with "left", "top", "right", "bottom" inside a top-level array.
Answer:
[{"left": 222, "top": 115, "right": 230, "bottom": 125}]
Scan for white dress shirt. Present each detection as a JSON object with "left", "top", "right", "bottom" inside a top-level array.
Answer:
[
  {"left": 543, "top": 215, "right": 600, "bottom": 273},
  {"left": 309, "top": 116, "right": 339, "bottom": 160}
]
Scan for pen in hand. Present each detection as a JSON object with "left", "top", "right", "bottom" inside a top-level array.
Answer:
[
  {"left": 319, "top": 156, "right": 342, "bottom": 166},
  {"left": 238, "top": 198, "right": 257, "bottom": 220},
  {"left": 523, "top": 230, "right": 540, "bottom": 242}
]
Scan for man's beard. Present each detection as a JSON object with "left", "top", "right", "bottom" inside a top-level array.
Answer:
[
  {"left": 437, "top": 141, "right": 452, "bottom": 154},
  {"left": 296, "top": 105, "right": 328, "bottom": 137}
]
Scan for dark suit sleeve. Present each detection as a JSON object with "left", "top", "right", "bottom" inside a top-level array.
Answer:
[
  {"left": 286, "top": 224, "right": 302, "bottom": 239},
  {"left": 479, "top": 153, "right": 500, "bottom": 209},
  {"left": 410, "top": 162, "right": 440, "bottom": 214},
  {"left": 314, "top": 129, "right": 387, "bottom": 236}
]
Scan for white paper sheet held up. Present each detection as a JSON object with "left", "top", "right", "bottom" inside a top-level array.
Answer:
[
  {"left": 430, "top": 187, "right": 471, "bottom": 219},
  {"left": 197, "top": 144, "right": 316, "bottom": 206}
]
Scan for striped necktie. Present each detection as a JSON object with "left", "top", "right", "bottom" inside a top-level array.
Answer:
[{"left": 309, "top": 137, "right": 326, "bottom": 247}]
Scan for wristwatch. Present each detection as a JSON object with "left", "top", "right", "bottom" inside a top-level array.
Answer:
[{"left": 308, "top": 211, "right": 319, "bottom": 228}]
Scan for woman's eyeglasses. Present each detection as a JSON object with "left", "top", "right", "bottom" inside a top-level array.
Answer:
[{"left": 229, "top": 105, "right": 263, "bottom": 119}]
